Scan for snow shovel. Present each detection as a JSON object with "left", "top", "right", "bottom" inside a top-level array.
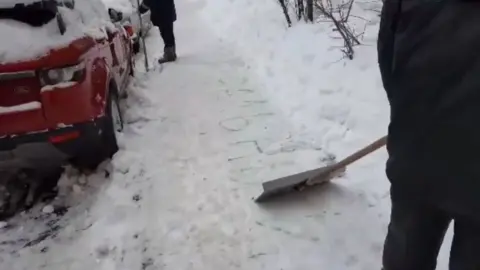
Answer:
[{"left": 255, "top": 135, "right": 387, "bottom": 203}]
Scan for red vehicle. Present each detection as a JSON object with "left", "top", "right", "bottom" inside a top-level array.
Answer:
[{"left": 0, "top": 0, "right": 135, "bottom": 170}]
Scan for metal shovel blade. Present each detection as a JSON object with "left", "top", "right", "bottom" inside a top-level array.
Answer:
[
  {"left": 254, "top": 136, "right": 388, "bottom": 203},
  {"left": 255, "top": 165, "right": 344, "bottom": 203}
]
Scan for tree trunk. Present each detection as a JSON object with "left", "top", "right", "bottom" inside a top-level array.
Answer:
[
  {"left": 306, "top": 0, "right": 313, "bottom": 22},
  {"left": 278, "top": 0, "right": 292, "bottom": 26},
  {"left": 297, "top": 0, "right": 304, "bottom": 20}
]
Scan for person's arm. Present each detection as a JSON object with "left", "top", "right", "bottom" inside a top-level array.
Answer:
[{"left": 377, "top": 0, "right": 402, "bottom": 97}]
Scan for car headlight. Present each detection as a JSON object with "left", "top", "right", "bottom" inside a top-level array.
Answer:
[{"left": 40, "top": 62, "right": 86, "bottom": 86}]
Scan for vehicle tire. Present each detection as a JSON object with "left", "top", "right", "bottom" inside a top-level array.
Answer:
[
  {"left": 0, "top": 170, "right": 28, "bottom": 220},
  {"left": 71, "top": 86, "right": 123, "bottom": 171},
  {"left": 133, "top": 40, "right": 140, "bottom": 54},
  {"left": 127, "top": 49, "right": 135, "bottom": 79},
  {"left": 102, "top": 86, "right": 124, "bottom": 159}
]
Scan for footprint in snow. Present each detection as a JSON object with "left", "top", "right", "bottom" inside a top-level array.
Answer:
[
  {"left": 219, "top": 117, "right": 249, "bottom": 132},
  {"left": 142, "top": 257, "right": 154, "bottom": 270},
  {"left": 95, "top": 244, "right": 111, "bottom": 259},
  {"left": 133, "top": 194, "right": 142, "bottom": 202}
]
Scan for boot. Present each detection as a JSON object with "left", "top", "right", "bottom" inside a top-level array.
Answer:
[{"left": 158, "top": 46, "right": 177, "bottom": 64}]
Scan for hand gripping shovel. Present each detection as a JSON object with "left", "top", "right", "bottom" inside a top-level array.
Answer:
[{"left": 255, "top": 135, "right": 387, "bottom": 203}]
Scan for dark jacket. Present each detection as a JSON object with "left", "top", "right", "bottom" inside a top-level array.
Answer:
[
  {"left": 141, "top": 0, "right": 176, "bottom": 25},
  {"left": 378, "top": 0, "right": 480, "bottom": 219}
]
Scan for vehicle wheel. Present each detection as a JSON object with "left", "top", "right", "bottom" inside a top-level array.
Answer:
[
  {"left": 0, "top": 170, "right": 29, "bottom": 220},
  {"left": 128, "top": 56, "right": 135, "bottom": 78},
  {"left": 71, "top": 87, "right": 123, "bottom": 172},
  {"left": 133, "top": 40, "right": 140, "bottom": 54},
  {"left": 102, "top": 87, "right": 123, "bottom": 159}
]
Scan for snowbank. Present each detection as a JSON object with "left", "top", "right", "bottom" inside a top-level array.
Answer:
[{"left": 200, "top": 0, "right": 389, "bottom": 157}]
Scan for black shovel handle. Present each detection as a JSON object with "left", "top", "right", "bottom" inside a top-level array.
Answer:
[{"left": 329, "top": 135, "right": 387, "bottom": 172}]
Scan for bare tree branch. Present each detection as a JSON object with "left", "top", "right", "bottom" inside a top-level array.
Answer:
[
  {"left": 315, "top": 0, "right": 360, "bottom": 59},
  {"left": 278, "top": 0, "right": 292, "bottom": 27},
  {"left": 276, "top": 0, "right": 383, "bottom": 60}
]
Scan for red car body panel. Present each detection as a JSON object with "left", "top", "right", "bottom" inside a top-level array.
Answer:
[{"left": 0, "top": 28, "right": 132, "bottom": 137}]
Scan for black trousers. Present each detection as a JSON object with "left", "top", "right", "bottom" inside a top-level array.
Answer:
[
  {"left": 158, "top": 21, "right": 175, "bottom": 49},
  {"left": 383, "top": 197, "right": 480, "bottom": 270}
]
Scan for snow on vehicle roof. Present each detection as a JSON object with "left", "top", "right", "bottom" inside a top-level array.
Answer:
[
  {"left": 0, "top": 0, "right": 115, "bottom": 64},
  {"left": 0, "top": 19, "right": 75, "bottom": 64},
  {"left": 0, "top": 0, "right": 41, "bottom": 8}
]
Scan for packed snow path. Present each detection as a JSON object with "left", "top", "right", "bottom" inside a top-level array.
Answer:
[{"left": 0, "top": 0, "right": 453, "bottom": 269}]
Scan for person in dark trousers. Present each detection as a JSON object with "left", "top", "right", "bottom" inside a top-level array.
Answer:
[
  {"left": 139, "top": 0, "right": 177, "bottom": 63},
  {"left": 378, "top": 0, "right": 480, "bottom": 269}
]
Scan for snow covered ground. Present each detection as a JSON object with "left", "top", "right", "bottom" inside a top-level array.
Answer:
[{"left": 0, "top": 0, "right": 453, "bottom": 269}]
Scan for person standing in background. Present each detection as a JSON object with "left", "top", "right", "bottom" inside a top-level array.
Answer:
[{"left": 139, "top": 0, "right": 177, "bottom": 63}]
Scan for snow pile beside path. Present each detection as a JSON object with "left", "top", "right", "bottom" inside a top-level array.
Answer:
[
  {"left": 0, "top": 161, "right": 127, "bottom": 266},
  {"left": 200, "top": 0, "right": 389, "bottom": 159}
]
